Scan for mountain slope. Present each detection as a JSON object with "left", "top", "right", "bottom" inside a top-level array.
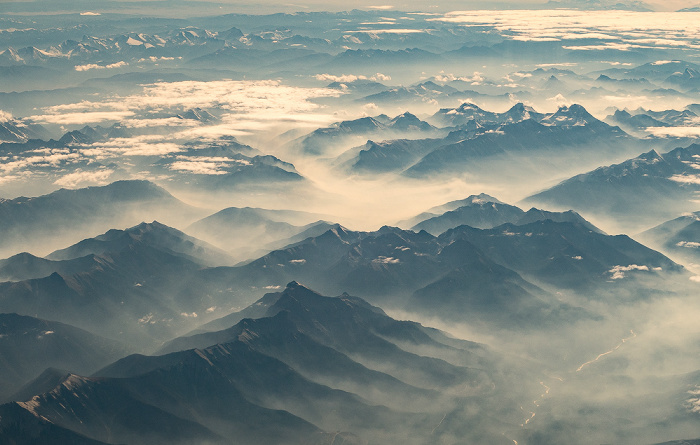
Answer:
[
  {"left": 0, "top": 314, "right": 128, "bottom": 402},
  {"left": 0, "top": 180, "right": 201, "bottom": 257},
  {"left": 0, "top": 222, "right": 243, "bottom": 347},
  {"left": 0, "top": 283, "right": 516, "bottom": 445},
  {"left": 525, "top": 143, "right": 700, "bottom": 230}
]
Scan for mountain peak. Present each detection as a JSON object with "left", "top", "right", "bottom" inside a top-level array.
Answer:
[{"left": 285, "top": 280, "right": 303, "bottom": 289}]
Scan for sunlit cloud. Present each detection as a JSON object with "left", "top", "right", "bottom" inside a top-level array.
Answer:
[
  {"left": 609, "top": 264, "right": 650, "bottom": 280},
  {"left": 31, "top": 111, "right": 135, "bottom": 125},
  {"left": 53, "top": 169, "right": 114, "bottom": 187},
  {"left": 670, "top": 174, "right": 700, "bottom": 185},
  {"left": 346, "top": 29, "right": 428, "bottom": 34},
  {"left": 646, "top": 127, "right": 700, "bottom": 137},
  {"left": 432, "top": 10, "right": 700, "bottom": 51},
  {"left": 168, "top": 159, "right": 231, "bottom": 175},
  {"left": 30, "top": 80, "right": 344, "bottom": 139},
  {"left": 0, "top": 150, "right": 82, "bottom": 173},
  {"left": 75, "top": 61, "right": 128, "bottom": 71}
]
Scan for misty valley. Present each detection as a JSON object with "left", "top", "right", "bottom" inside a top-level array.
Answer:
[{"left": 2, "top": 2, "right": 700, "bottom": 445}]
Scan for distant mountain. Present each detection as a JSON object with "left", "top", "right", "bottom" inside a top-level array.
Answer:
[
  {"left": 639, "top": 107, "right": 699, "bottom": 126},
  {"left": 218, "top": 219, "right": 673, "bottom": 325},
  {"left": 397, "top": 193, "right": 506, "bottom": 228},
  {"left": 360, "top": 80, "right": 466, "bottom": 106},
  {"left": 0, "top": 252, "right": 96, "bottom": 282},
  {"left": 637, "top": 211, "right": 700, "bottom": 264},
  {"left": 606, "top": 60, "right": 700, "bottom": 82},
  {"left": 538, "top": 104, "right": 608, "bottom": 128},
  {"left": 327, "top": 48, "right": 442, "bottom": 69},
  {"left": 666, "top": 68, "right": 700, "bottom": 90},
  {"left": 605, "top": 109, "right": 670, "bottom": 132},
  {"left": 0, "top": 180, "right": 201, "bottom": 258},
  {"left": 175, "top": 107, "right": 218, "bottom": 122},
  {"left": 0, "top": 313, "right": 127, "bottom": 402},
  {"left": 46, "top": 220, "right": 233, "bottom": 266},
  {"left": 525, "top": 143, "right": 700, "bottom": 230},
  {"left": 0, "top": 282, "right": 516, "bottom": 445},
  {"left": 515, "top": 208, "right": 604, "bottom": 234},
  {"left": 155, "top": 149, "right": 304, "bottom": 189},
  {"left": 411, "top": 197, "right": 525, "bottom": 234},
  {"left": 411, "top": 201, "right": 603, "bottom": 236},
  {"left": 544, "top": 0, "right": 654, "bottom": 10},
  {"left": 292, "top": 112, "right": 437, "bottom": 156},
  {"left": 439, "top": 220, "right": 677, "bottom": 290},
  {"left": 0, "top": 222, "right": 240, "bottom": 347},
  {"left": 341, "top": 103, "right": 636, "bottom": 178},
  {"left": 326, "top": 79, "right": 389, "bottom": 95},
  {"left": 0, "top": 118, "right": 50, "bottom": 143},
  {"left": 405, "top": 106, "right": 630, "bottom": 177},
  {"left": 186, "top": 206, "right": 332, "bottom": 259},
  {"left": 431, "top": 102, "right": 505, "bottom": 127}
]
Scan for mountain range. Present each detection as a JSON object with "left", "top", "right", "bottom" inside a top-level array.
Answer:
[
  {"left": 0, "top": 282, "right": 524, "bottom": 445},
  {"left": 0, "top": 180, "right": 201, "bottom": 258},
  {"left": 526, "top": 143, "right": 700, "bottom": 231}
]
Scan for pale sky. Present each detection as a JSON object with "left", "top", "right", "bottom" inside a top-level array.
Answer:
[{"left": 1, "top": 0, "right": 699, "bottom": 14}]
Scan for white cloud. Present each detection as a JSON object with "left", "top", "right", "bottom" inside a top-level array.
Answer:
[
  {"left": 315, "top": 73, "right": 364, "bottom": 82},
  {"left": 75, "top": 61, "right": 128, "bottom": 71},
  {"left": 371, "top": 73, "right": 391, "bottom": 81},
  {"left": 433, "top": 10, "right": 700, "bottom": 52},
  {"left": 168, "top": 159, "right": 230, "bottom": 175},
  {"left": 315, "top": 72, "right": 391, "bottom": 83},
  {"left": 547, "top": 94, "right": 572, "bottom": 106},
  {"left": 647, "top": 127, "right": 700, "bottom": 138},
  {"left": 435, "top": 71, "right": 484, "bottom": 84},
  {"left": 372, "top": 256, "right": 400, "bottom": 264},
  {"left": 53, "top": 169, "right": 114, "bottom": 187},
  {"left": 0, "top": 150, "right": 82, "bottom": 174},
  {"left": 670, "top": 174, "right": 700, "bottom": 185},
  {"left": 80, "top": 11, "right": 101, "bottom": 15},
  {"left": 609, "top": 264, "right": 650, "bottom": 280},
  {"left": 0, "top": 110, "right": 13, "bottom": 122}
]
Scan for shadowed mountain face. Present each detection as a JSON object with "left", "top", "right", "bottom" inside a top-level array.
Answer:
[
  {"left": 0, "top": 222, "right": 243, "bottom": 348},
  {"left": 407, "top": 194, "right": 603, "bottom": 236},
  {"left": 291, "top": 112, "right": 438, "bottom": 156},
  {"left": 0, "top": 118, "right": 50, "bottom": 143},
  {"left": 185, "top": 206, "right": 333, "bottom": 261},
  {"left": 0, "top": 282, "right": 525, "bottom": 445},
  {"left": 339, "top": 103, "right": 639, "bottom": 183},
  {"left": 0, "top": 180, "right": 202, "bottom": 258},
  {"left": 637, "top": 211, "right": 700, "bottom": 264},
  {"left": 0, "top": 314, "right": 128, "bottom": 403},
  {"left": 212, "top": 217, "right": 678, "bottom": 325},
  {"left": 525, "top": 143, "right": 700, "bottom": 231}
]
